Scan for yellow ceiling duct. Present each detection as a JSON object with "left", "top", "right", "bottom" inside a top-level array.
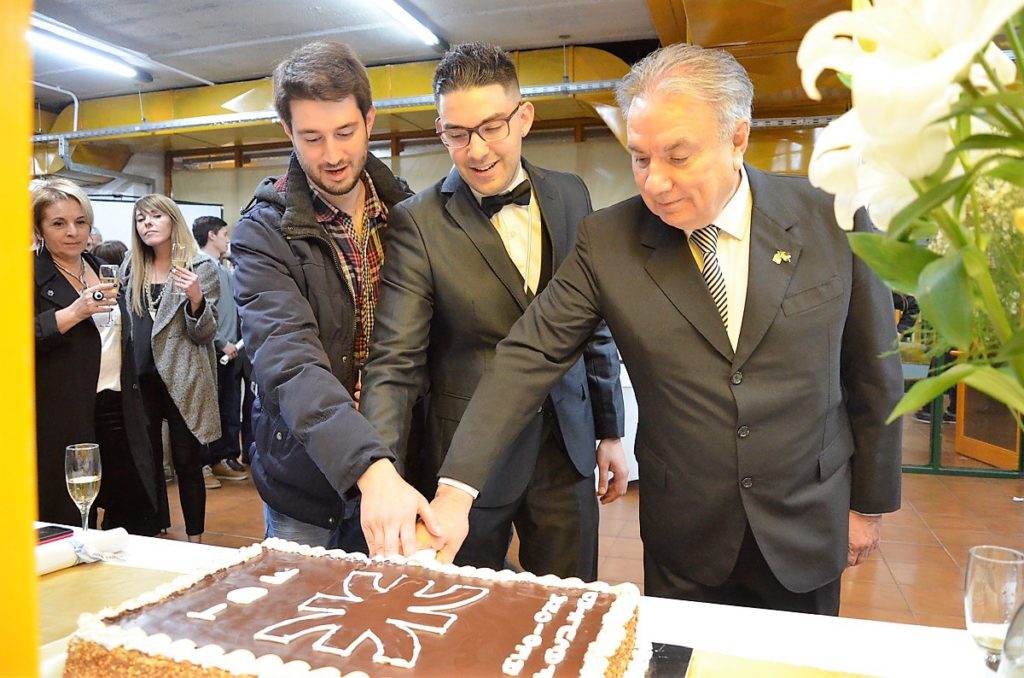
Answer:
[{"left": 36, "top": 46, "right": 631, "bottom": 155}]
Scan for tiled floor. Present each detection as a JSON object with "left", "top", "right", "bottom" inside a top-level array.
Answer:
[{"left": 166, "top": 458, "right": 1024, "bottom": 631}]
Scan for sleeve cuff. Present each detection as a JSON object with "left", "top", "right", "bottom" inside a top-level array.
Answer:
[{"left": 438, "top": 477, "right": 479, "bottom": 500}]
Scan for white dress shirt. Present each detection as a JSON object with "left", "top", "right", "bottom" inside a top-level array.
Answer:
[
  {"left": 685, "top": 166, "right": 752, "bottom": 351},
  {"left": 470, "top": 165, "right": 542, "bottom": 294}
]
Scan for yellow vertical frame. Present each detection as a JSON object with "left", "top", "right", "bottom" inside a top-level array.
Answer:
[{"left": 2, "top": 1, "right": 39, "bottom": 676}]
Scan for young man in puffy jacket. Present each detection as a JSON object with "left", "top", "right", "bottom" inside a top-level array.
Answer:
[{"left": 232, "top": 41, "right": 438, "bottom": 556}]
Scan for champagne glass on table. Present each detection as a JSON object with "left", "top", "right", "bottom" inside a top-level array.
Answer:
[
  {"left": 65, "top": 443, "right": 101, "bottom": 534},
  {"left": 170, "top": 242, "right": 188, "bottom": 299},
  {"left": 98, "top": 264, "right": 120, "bottom": 327},
  {"left": 966, "top": 545, "right": 1024, "bottom": 672}
]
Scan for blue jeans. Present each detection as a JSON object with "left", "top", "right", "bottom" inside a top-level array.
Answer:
[
  {"left": 263, "top": 503, "right": 333, "bottom": 547},
  {"left": 262, "top": 502, "right": 370, "bottom": 554}
]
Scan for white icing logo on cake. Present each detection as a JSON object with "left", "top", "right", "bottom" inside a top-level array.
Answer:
[{"left": 254, "top": 570, "right": 489, "bottom": 668}]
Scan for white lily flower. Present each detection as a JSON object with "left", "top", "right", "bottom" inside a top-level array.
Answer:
[
  {"left": 808, "top": 109, "right": 940, "bottom": 230},
  {"left": 856, "top": 162, "right": 918, "bottom": 232},
  {"left": 798, "top": 0, "right": 1022, "bottom": 139},
  {"left": 861, "top": 103, "right": 952, "bottom": 180},
  {"left": 808, "top": 111, "right": 866, "bottom": 196},
  {"left": 970, "top": 43, "right": 1018, "bottom": 92}
]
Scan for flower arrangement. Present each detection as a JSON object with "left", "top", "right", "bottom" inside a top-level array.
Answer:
[{"left": 797, "top": 0, "right": 1024, "bottom": 420}]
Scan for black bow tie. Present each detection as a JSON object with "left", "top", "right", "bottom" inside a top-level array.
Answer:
[{"left": 480, "top": 180, "right": 532, "bottom": 219}]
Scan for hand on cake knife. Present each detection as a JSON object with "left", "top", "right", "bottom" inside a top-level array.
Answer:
[
  {"left": 419, "top": 484, "right": 473, "bottom": 564},
  {"left": 357, "top": 458, "right": 442, "bottom": 558}
]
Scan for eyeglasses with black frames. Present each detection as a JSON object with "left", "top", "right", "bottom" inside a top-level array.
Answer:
[{"left": 435, "top": 101, "right": 524, "bottom": 149}]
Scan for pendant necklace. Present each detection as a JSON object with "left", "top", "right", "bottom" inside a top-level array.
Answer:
[
  {"left": 143, "top": 267, "right": 167, "bottom": 318},
  {"left": 53, "top": 257, "right": 88, "bottom": 292}
]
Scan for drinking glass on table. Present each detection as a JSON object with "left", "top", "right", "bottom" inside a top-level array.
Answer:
[
  {"left": 65, "top": 443, "right": 101, "bottom": 534},
  {"left": 998, "top": 601, "right": 1024, "bottom": 677},
  {"left": 97, "top": 264, "right": 120, "bottom": 327},
  {"left": 170, "top": 242, "right": 188, "bottom": 298},
  {"left": 965, "top": 545, "right": 1024, "bottom": 672}
]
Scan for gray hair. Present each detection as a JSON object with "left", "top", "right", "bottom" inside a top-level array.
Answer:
[{"left": 616, "top": 44, "right": 753, "bottom": 140}]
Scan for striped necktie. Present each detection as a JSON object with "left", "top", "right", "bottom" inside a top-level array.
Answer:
[{"left": 690, "top": 225, "right": 728, "bottom": 330}]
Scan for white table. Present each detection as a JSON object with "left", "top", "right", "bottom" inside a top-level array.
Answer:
[
  {"left": 639, "top": 596, "right": 983, "bottom": 677},
  {"left": 50, "top": 533, "right": 987, "bottom": 677}
]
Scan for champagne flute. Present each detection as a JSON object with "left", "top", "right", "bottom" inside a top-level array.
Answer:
[
  {"left": 65, "top": 443, "right": 101, "bottom": 534},
  {"left": 965, "top": 545, "right": 1024, "bottom": 672},
  {"left": 170, "top": 242, "right": 188, "bottom": 299},
  {"left": 98, "top": 264, "right": 120, "bottom": 327}
]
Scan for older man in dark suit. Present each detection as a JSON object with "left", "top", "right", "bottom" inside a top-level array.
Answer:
[
  {"left": 422, "top": 44, "right": 903, "bottom": 615},
  {"left": 361, "top": 42, "right": 626, "bottom": 581}
]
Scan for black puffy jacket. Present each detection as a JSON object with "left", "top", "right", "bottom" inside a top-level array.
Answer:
[{"left": 232, "top": 152, "right": 412, "bottom": 528}]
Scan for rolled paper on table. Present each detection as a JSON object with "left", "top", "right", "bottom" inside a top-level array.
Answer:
[{"left": 35, "top": 528, "right": 129, "bottom": 576}]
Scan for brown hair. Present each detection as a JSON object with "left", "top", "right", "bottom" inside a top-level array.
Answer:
[
  {"left": 432, "top": 42, "right": 520, "bottom": 103},
  {"left": 273, "top": 41, "right": 373, "bottom": 129}
]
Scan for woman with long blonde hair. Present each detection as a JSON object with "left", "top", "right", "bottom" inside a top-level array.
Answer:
[{"left": 124, "top": 194, "right": 220, "bottom": 543}]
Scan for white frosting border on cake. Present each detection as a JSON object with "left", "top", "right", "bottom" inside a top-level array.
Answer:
[{"left": 71, "top": 537, "right": 642, "bottom": 677}]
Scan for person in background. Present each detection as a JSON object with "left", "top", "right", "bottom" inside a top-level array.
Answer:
[
  {"left": 361, "top": 42, "right": 627, "bottom": 580},
  {"left": 892, "top": 291, "right": 919, "bottom": 336},
  {"left": 92, "top": 240, "right": 128, "bottom": 267},
  {"left": 33, "top": 179, "right": 159, "bottom": 534},
  {"left": 420, "top": 44, "right": 903, "bottom": 615},
  {"left": 192, "top": 215, "right": 248, "bottom": 488},
  {"left": 124, "top": 194, "right": 220, "bottom": 543},
  {"left": 231, "top": 41, "right": 439, "bottom": 554},
  {"left": 86, "top": 227, "right": 103, "bottom": 252}
]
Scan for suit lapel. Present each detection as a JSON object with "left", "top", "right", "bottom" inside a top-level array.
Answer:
[
  {"left": 442, "top": 167, "right": 530, "bottom": 312},
  {"left": 642, "top": 211, "right": 734, "bottom": 360},
  {"left": 732, "top": 167, "right": 803, "bottom": 369},
  {"left": 36, "top": 250, "right": 82, "bottom": 309},
  {"left": 524, "top": 161, "right": 570, "bottom": 265}
]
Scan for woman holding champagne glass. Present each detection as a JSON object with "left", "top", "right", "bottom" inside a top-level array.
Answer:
[
  {"left": 32, "top": 179, "right": 159, "bottom": 533},
  {"left": 125, "top": 194, "right": 220, "bottom": 543}
]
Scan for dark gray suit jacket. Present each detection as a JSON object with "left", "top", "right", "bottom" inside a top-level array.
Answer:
[
  {"left": 361, "top": 160, "right": 625, "bottom": 507},
  {"left": 440, "top": 165, "right": 903, "bottom": 591}
]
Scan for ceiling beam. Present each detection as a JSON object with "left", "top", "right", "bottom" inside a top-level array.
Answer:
[{"left": 644, "top": 0, "right": 688, "bottom": 46}]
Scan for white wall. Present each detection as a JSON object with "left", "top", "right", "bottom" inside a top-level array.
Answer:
[{"left": 172, "top": 165, "right": 285, "bottom": 228}]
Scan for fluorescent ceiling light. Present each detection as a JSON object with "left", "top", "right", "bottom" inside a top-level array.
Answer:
[
  {"left": 377, "top": 0, "right": 440, "bottom": 46},
  {"left": 28, "top": 30, "right": 139, "bottom": 79},
  {"left": 30, "top": 15, "right": 144, "bottom": 62}
]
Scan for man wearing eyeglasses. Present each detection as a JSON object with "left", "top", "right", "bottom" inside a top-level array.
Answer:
[{"left": 360, "top": 42, "right": 626, "bottom": 579}]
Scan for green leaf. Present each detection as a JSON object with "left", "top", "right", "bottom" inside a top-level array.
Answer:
[
  {"left": 982, "top": 157, "right": 1024, "bottom": 187},
  {"left": 888, "top": 364, "right": 977, "bottom": 423},
  {"left": 963, "top": 366, "right": 1024, "bottom": 414},
  {"left": 847, "top": 233, "right": 940, "bottom": 294},
  {"left": 943, "top": 92, "right": 1024, "bottom": 120},
  {"left": 951, "top": 134, "right": 1024, "bottom": 153},
  {"left": 995, "top": 329, "right": 1024, "bottom": 363},
  {"left": 888, "top": 174, "right": 969, "bottom": 239},
  {"left": 961, "top": 246, "right": 989, "bottom": 278},
  {"left": 916, "top": 253, "right": 973, "bottom": 348},
  {"left": 904, "top": 220, "right": 939, "bottom": 241}
]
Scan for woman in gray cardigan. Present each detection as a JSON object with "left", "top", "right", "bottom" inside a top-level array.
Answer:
[{"left": 124, "top": 194, "right": 220, "bottom": 543}]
